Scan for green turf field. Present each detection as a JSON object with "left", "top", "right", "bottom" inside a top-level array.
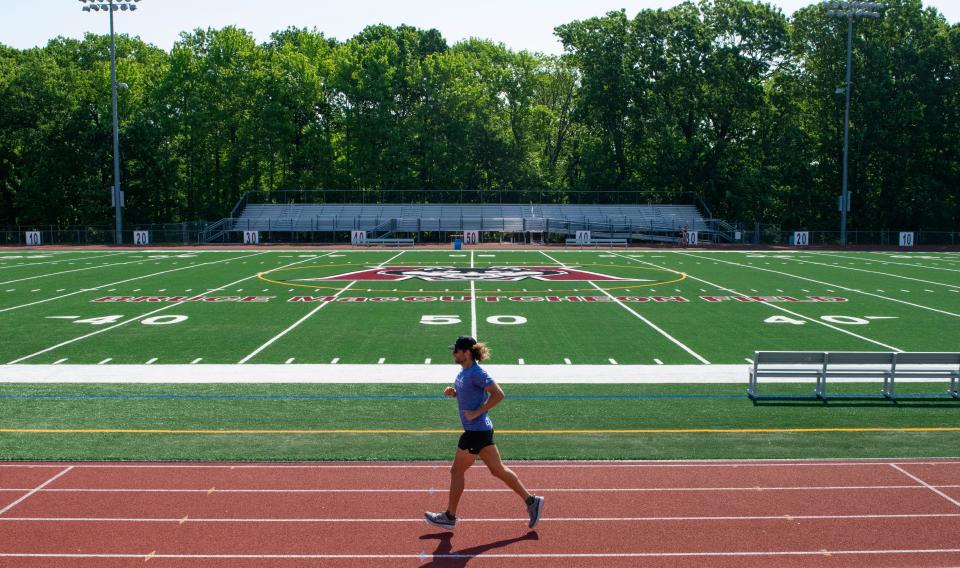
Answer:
[
  {"left": 1, "top": 248, "right": 958, "bottom": 462},
  {"left": 1, "top": 249, "right": 958, "bottom": 364},
  {"left": 0, "top": 383, "right": 958, "bottom": 461}
]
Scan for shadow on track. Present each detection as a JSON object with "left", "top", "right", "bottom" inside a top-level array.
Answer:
[{"left": 418, "top": 530, "right": 539, "bottom": 566}]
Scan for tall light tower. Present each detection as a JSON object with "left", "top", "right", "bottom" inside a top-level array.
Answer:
[
  {"left": 824, "top": 1, "right": 886, "bottom": 246},
  {"left": 80, "top": 0, "right": 142, "bottom": 245}
]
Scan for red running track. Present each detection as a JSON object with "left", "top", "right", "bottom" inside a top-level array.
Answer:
[{"left": 1, "top": 459, "right": 960, "bottom": 567}]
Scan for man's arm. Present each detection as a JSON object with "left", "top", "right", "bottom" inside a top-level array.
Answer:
[{"left": 463, "top": 383, "right": 504, "bottom": 420}]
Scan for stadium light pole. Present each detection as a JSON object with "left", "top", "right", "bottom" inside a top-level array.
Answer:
[
  {"left": 80, "top": 0, "right": 142, "bottom": 245},
  {"left": 824, "top": 1, "right": 886, "bottom": 246}
]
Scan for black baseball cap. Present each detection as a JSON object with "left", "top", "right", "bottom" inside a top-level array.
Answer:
[{"left": 449, "top": 336, "right": 477, "bottom": 351}]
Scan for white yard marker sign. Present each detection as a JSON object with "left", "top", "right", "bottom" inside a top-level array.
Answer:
[
  {"left": 899, "top": 232, "right": 915, "bottom": 247},
  {"left": 793, "top": 231, "right": 809, "bottom": 246},
  {"left": 25, "top": 231, "right": 41, "bottom": 246},
  {"left": 463, "top": 230, "right": 479, "bottom": 245},
  {"left": 575, "top": 230, "right": 591, "bottom": 245},
  {"left": 243, "top": 231, "right": 259, "bottom": 245},
  {"left": 351, "top": 230, "right": 367, "bottom": 245},
  {"left": 133, "top": 231, "right": 149, "bottom": 246}
]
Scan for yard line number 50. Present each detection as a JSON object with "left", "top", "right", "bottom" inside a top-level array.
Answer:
[{"left": 421, "top": 315, "right": 527, "bottom": 325}]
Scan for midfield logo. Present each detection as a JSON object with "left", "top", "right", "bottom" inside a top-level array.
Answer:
[{"left": 292, "top": 266, "right": 643, "bottom": 282}]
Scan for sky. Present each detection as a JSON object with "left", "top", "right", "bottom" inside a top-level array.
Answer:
[{"left": 2, "top": 1, "right": 958, "bottom": 54}]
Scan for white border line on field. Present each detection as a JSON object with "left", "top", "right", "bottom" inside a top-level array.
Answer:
[
  {"left": 0, "top": 252, "right": 130, "bottom": 271},
  {"left": 1, "top": 362, "right": 953, "bottom": 383}
]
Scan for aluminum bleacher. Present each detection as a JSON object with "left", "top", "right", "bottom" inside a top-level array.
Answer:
[{"left": 214, "top": 203, "right": 719, "bottom": 243}]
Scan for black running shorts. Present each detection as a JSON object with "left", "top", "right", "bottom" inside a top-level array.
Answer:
[{"left": 458, "top": 430, "right": 495, "bottom": 454}]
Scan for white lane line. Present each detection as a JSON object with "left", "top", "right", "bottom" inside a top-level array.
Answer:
[
  {"left": 5, "top": 252, "right": 302, "bottom": 364},
  {"left": 145, "top": 358, "right": 157, "bottom": 365},
  {"left": 190, "top": 359, "right": 203, "bottom": 365},
  {"left": 4, "top": 550, "right": 960, "bottom": 561},
  {"left": 680, "top": 252, "right": 960, "bottom": 319},
  {"left": 285, "top": 358, "right": 295, "bottom": 365},
  {"left": 6, "top": 484, "right": 951, "bottom": 494},
  {"left": 609, "top": 359, "right": 619, "bottom": 365},
  {"left": 0, "top": 252, "right": 129, "bottom": 271},
  {"left": 3, "top": 459, "right": 959, "bottom": 469},
  {"left": 610, "top": 252, "right": 903, "bottom": 352},
  {"left": 3, "top": 513, "right": 959, "bottom": 523},
  {"left": 0, "top": 256, "right": 154, "bottom": 286},
  {"left": 470, "top": 250, "right": 478, "bottom": 339},
  {"left": 0, "top": 251, "right": 269, "bottom": 315},
  {"left": 330, "top": 358, "right": 339, "bottom": 364},
  {"left": 0, "top": 466, "right": 73, "bottom": 516},
  {"left": 540, "top": 251, "right": 710, "bottom": 364},
  {"left": 782, "top": 256, "right": 960, "bottom": 290},
  {"left": 889, "top": 464, "right": 960, "bottom": 509},
  {"left": 3, "top": 550, "right": 960, "bottom": 561},
  {"left": 97, "top": 358, "right": 111, "bottom": 365}
]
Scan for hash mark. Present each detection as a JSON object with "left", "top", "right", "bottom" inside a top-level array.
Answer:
[
  {"left": 609, "top": 358, "right": 618, "bottom": 365},
  {"left": 52, "top": 358, "right": 68, "bottom": 365},
  {"left": 518, "top": 358, "right": 525, "bottom": 365},
  {"left": 285, "top": 358, "right": 295, "bottom": 364},
  {"left": 97, "top": 358, "right": 112, "bottom": 365},
  {"left": 377, "top": 358, "right": 385, "bottom": 364},
  {"left": 145, "top": 358, "right": 157, "bottom": 365},
  {"left": 190, "top": 358, "right": 203, "bottom": 364},
  {"left": 424, "top": 358, "right": 431, "bottom": 364},
  {"left": 654, "top": 359, "right": 663, "bottom": 365},
  {"left": 563, "top": 358, "right": 571, "bottom": 365},
  {"left": 330, "top": 358, "right": 339, "bottom": 364}
]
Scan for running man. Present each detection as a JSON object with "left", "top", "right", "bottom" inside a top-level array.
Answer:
[{"left": 425, "top": 336, "right": 544, "bottom": 531}]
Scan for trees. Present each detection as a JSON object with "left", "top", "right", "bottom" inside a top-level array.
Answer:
[{"left": 0, "top": 0, "right": 956, "bottom": 230}]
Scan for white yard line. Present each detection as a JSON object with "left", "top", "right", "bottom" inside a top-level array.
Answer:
[
  {"left": 609, "top": 252, "right": 904, "bottom": 352},
  {"left": 237, "top": 282, "right": 357, "bottom": 364},
  {"left": 0, "top": 251, "right": 268, "bottom": 315},
  {"left": 470, "top": 250, "right": 478, "bottom": 339},
  {"left": 776, "top": 256, "right": 960, "bottom": 290},
  {"left": 889, "top": 464, "right": 960, "bottom": 509},
  {"left": 0, "top": 252, "right": 129, "bottom": 271},
  {"left": 679, "top": 252, "right": 960, "bottom": 319},
  {"left": 238, "top": 251, "right": 403, "bottom": 364},
  {"left": 0, "top": 466, "right": 73, "bottom": 516},
  {"left": 0, "top": 256, "right": 161, "bottom": 286},
  {"left": 5, "top": 253, "right": 315, "bottom": 365},
  {"left": 539, "top": 251, "right": 710, "bottom": 364}
]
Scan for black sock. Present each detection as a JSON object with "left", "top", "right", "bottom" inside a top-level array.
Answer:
[
  {"left": 525, "top": 495, "right": 535, "bottom": 506},
  {"left": 444, "top": 511, "right": 456, "bottom": 520}
]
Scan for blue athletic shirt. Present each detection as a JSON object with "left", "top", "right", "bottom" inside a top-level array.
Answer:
[{"left": 455, "top": 362, "right": 495, "bottom": 431}]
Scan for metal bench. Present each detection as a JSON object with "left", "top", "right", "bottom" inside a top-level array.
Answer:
[
  {"left": 357, "top": 238, "right": 415, "bottom": 247},
  {"left": 564, "top": 238, "right": 628, "bottom": 247},
  {"left": 747, "top": 351, "right": 960, "bottom": 401}
]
